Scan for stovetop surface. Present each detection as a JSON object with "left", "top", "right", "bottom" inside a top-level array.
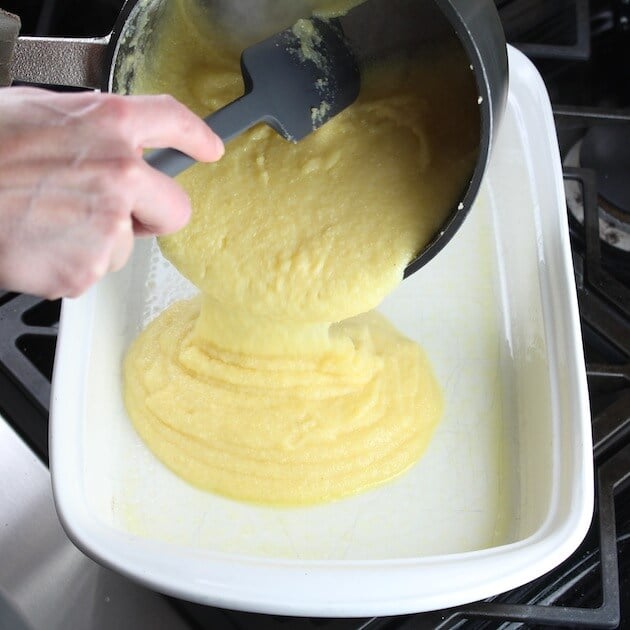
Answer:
[{"left": 1, "top": 1, "right": 630, "bottom": 628}]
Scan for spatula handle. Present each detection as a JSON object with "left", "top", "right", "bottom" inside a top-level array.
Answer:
[
  {"left": 144, "top": 147, "right": 197, "bottom": 178},
  {"left": 145, "top": 93, "right": 261, "bottom": 178},
  {"left": 203, "top": 92, "right": 263, "bottom": 143}
]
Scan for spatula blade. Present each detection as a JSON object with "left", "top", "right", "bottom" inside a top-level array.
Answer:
[
  {"left": 241, "top": 17, "right": 361, "bottom": 142},
  {"left": 146, "top": 17, "right": 360, "bottom": 176}
]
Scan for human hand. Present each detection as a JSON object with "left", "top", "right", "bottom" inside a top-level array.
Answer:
[{"left": 0, "top": 87, "right": 224, "bottom": 299}]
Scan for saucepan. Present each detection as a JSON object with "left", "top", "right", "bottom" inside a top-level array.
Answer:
[{"left": 0, "top": 0, "right": 508, "bottom": 276}]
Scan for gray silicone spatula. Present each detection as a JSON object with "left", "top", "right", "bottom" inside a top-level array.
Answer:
[{"left": 146, "top": 17, "right": 360, "bottom": 177}]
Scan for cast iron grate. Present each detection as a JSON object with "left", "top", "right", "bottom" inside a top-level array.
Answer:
[
  {"left": 497, "top": 0, "right": 591, "bottom": 60},
  {"left": 0, "top": 290, "right": 59, "bottom": 462}
]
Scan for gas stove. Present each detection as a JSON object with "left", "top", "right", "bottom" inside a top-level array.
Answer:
[{"left": 1, "top": 1, "right": 630, "bottom": 628}]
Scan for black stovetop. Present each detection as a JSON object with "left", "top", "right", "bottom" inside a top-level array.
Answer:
[{"left": 1, "top": 1, "right": 630, "bottom": 628}]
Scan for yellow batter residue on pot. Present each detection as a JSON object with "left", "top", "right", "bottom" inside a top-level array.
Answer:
[{"left": 122, "top": 0, "right": 480, "bottom": 505}]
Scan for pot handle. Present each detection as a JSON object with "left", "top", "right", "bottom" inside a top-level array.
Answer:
[
  {"left": 0, "top": 9, "right": 20, "bottom": 87},
  {"left": 12, "top": 35, "right": 111, "bottom": 90}
]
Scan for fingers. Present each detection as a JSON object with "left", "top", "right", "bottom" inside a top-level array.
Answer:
[
  {"left": 1, "top": 156, "right": 193, "bottom": 237},
  {"left": 93, "top": 93, "right": 225, "bottom": 163},
  {"left": 108, "top": 218, "right": 134, "bottom": 273},
  {"left": 125, "top": 159, "right": 193, "bottom": 235},
  {"left": 1, "top": 90, "right": 225, "bottom": 166},
  {"left": 93, "top": 158, "right": 193, "bottom": 236},
  {"left": 0, "top": 186, "right": 117, "bottom": 298},
  {"left": 1, "top": 89, "right": 218, "bottom": 236},
  {"left": 0, "top": 89, "right": 218, "bottom": 299},
  {"left": 51, "top": 155, "right": 195, "bottom": 237}
]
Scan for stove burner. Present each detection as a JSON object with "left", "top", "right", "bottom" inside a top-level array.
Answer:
[
  {"left": 565, "top": 138, "right": 630, "bottom": 254},
  {"left": 581, "top": 125, "right": 630, "bottom": 215}
]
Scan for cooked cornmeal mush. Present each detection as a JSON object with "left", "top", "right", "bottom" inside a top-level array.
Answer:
[{"left": 122, "top": 0, "right": 480, "bottom": 505}]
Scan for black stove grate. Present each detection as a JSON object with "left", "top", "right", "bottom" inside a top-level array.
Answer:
[
  {"left": 0, "top": 290, "right": 58, "bottom": 462},
  {"left": 498, "top": 0, "right": 591, "bottom": 60}
]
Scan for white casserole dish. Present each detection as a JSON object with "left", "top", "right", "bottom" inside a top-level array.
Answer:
[{"left": 50, "top": 47, "right": 593, "bottom": 617}]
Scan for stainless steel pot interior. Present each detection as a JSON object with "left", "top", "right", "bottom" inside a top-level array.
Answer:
[{"left": 104, "top": 0, "right": 508, "bottom": 276}]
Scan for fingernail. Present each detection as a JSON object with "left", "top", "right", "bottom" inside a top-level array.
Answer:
[
  {"left": 215, "top": 136, "right": 225, "bottom": 159},
  {"left": 117, "top": 218, "right": 132, "bottom": 233},
  {"left": 92, "top": 260, "right": 108, "bottom": 278}
]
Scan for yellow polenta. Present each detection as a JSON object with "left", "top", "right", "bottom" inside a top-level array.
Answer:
[{"left": 123, "top": 0, "right": 479, "bottom": 505}]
